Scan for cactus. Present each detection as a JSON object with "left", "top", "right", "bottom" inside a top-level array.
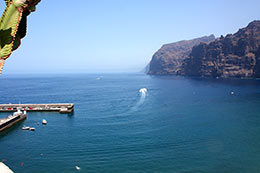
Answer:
[{"left": 0, "top": 0, "right": 40, "bottom": 74}]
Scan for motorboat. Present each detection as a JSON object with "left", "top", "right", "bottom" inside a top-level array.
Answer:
[
  {"left": 22, "top": 126, "right": 30, "bottom": 130},
  {"left": 29, "top": 127, "right": 35, "bottom": 131},
  {"left": 42, "top": 119, "right": 47, "bottom": 125}
]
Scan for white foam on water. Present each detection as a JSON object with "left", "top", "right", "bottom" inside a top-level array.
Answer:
[
  {"left": 75, "top": 166, "right": 81, "bottom": 170},
  {"left": 131, "top": 88, "right": 148, "bottom": 111},
  {"left": 139, "top": 88, "right": 147, "bottom": 103},
  {"left": 139, "top": 88, "right": 147, "bottom": 94}
]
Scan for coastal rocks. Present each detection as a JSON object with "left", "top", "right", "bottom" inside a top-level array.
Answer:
[
  {"left": 183, "top": 20, "right": 260, "bottom": 78},
  {"left": 148, "top": 20, "right": 260, "bottom": 78},
  {"left": 148, "top": 35, "right": 215, "bottom": 75}
]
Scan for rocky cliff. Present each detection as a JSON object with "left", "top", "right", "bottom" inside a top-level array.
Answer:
[
  {"left": 183, "top": 20, "right": 260, "bottom": 78},
  {"left": 148, "top": 20, "right": 260, "bottom": 78},
  {"left": 148, "top": 35, "right": 215, "bottom": 75}
]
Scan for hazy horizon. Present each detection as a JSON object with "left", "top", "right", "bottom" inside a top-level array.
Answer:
[{"left": 1, "top": 0, "right": 260, "bottom": 74}]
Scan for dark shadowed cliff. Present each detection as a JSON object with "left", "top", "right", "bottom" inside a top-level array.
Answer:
[
  {"left": 183, "top": 20, "right": 260, "bottom": 78},
  {"left": 148, "top": 20, "right": 260, "bottom": 78},
  {"left": 148, "top": 35, "right": 215, "bottom": 75}
]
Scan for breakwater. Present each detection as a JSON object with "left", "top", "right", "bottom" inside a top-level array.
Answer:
[
  {"left": 0, "top": 111, "right": 26, "bottom": 132},
  {"left": 0, "top": 103, "right": 74, "bottom": 113}
]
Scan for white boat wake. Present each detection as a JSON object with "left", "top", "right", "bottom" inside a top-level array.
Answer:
[{"left": 131, "top": 88, "right": 148, "bottom": 111}]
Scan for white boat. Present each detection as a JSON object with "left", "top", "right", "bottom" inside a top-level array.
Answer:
[
  {"left": 29, "top": 127, "right": 35, "bottom": 131},
  {"left": 75, "top": 166, "right": 81, "bottom": 170},
  {"left": 22, "top": 126, "right": 35, "bottom": 131},
  {"left": 13, "top": 108, "right": 23, "bottom": 116},
  {"left": 22, "top": 126, "right": 30, "bottom": 130},
  {"left": 42, "top": 119, "right": 47, "bottom": 125}
]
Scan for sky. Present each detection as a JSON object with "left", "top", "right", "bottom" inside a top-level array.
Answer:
[{"left": 1, "top": 0, "right": 260, "bottom": 74}]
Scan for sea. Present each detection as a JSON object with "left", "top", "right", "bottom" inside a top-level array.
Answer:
[{"left": 0, "top": 73, "right": 260, "bottom": 173}]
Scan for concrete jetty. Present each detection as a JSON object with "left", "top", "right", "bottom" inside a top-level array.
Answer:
[
  {"left": 0, "top": 103, "right": 74, "bottom": 113},
  {"left": 0, "top": 162, "right": 13, "bottom": 173},
  {"left": 0, "top": 110, "right": 26, "bottom": 132}
]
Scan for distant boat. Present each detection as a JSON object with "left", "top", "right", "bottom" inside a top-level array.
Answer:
[
  {"left": 75, "top": 166, "right": 81, "bottom": 170},
  {"left": 29, "top": 127, "right": 35, "bottom": 131},
  {"left": 13, "top": 108, "right": 23, "bottom": 116},
  {"left": 22, "top": 126, "right": 30, "bottom": 130},
  {"left": 22, "top": 126, "right": 35, "bottom": 131},
  {"left": 42, "top": 119, "right": 47, "bottom": 125}
]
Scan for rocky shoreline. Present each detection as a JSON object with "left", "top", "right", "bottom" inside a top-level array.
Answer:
[{"left": 148, "top": 20, "right": 260, "bottom": 78}]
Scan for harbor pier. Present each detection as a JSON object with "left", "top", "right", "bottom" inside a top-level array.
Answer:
[
  {"left": 0, "top": 110, "right": 26, "bottom": 132},
  {"left": 0, "top": 103, "right": 74, "bottom": 113},
  {"left": 0, "top": 103, "right": 74, "bottom": 133}
]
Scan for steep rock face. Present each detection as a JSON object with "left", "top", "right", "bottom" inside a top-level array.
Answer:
[
  {"left": 148, "top": 35, "right": 215, "bottom": 75},
  {"left": 183, "top": 20, "right": 260, "bottom": 77}
]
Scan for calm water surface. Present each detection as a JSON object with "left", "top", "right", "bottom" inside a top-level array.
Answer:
[{"left": 0, "top": 73, "right": 260, "bottom": 173}]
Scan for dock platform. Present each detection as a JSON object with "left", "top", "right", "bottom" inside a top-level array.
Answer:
[
  {"left": 0, "top": 111, "right": 26, "bottom": 132},
  {"left": 0, "top": 103, "right": 74, "bottom": 113}
]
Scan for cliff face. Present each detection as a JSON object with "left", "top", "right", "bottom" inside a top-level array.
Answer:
[
  {"left": 148, "top": 20, "right": 260, "bottom": 78},
  {"left": 148, "top": 35, "right": 215, "bottom": 75},
  {"left": 182, "top": 20, "right": 260, "bottom": 77}
]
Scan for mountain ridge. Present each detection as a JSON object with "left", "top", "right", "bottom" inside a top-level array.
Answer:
[
  {"left": 148, "top": 35, "right": 215, "bottom": 75},
  {"left": 148, "top": 20, "right": 260, "bottom": 78}
]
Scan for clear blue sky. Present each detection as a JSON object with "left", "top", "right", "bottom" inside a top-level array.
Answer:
[{"left": 1, "top": 0, "right": 260, "bottom": 74}]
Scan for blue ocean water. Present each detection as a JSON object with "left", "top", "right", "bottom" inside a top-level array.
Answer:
[{"left": 0, "top": 73, "right": 260, "bottom": 173}]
